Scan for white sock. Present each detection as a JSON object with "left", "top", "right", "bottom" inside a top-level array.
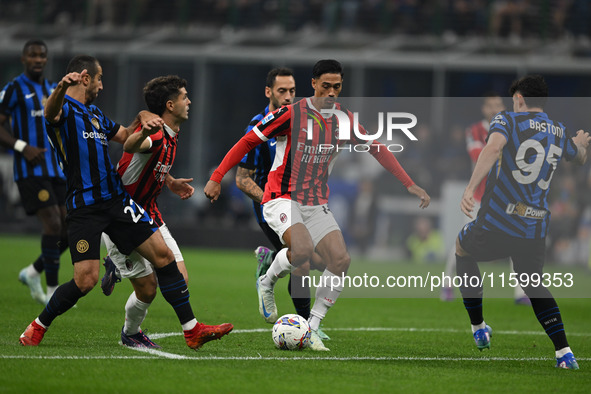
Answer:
[
  {"left": 261, "top": 248, "right": 291, "bottom": 288},
  {"left": 26, "top": 264, "right": 40, "bottom": 277},
  {"left": 309, "top": 270, "right": 344, "bottom": 331},
  {"left": 471, "top": 321, "right": 486, "bottom": 333},
  {"left": 556, "top": 347, "right": 572, "bottom": 358},
  {"left": 123, "top": 292, "right": 150, "bottom": 336},
  {"left": 35, "top": 317, "right": 48, "bottom": 329},
  {"left": 182, "top": 318, "right": 197, "bottom": 331},
  {"left": 46, "top": 286, "right": 57, "bottom": 299}
]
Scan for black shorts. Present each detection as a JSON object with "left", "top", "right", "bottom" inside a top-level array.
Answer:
[
  {"left": 16, "top": 177, "right": 66, "bottom": 215},
  {"left": 458, "top": 221, "right": 546, "bottom": 275},
  {"left": 66, "top": 193, "right": 158, "bottom": 263}
]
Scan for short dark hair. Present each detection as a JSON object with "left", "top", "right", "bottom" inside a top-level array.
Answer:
[
  {"left": 312, "top": 59, "right": 344, "bottom": 79},
  {"left": 266, "top": 67, "right": 294, "bottom": 88},
  {"left": 66, "top": 55, "right": 100, "bottom": 78},
  {"left": 143, "top": 75, "right": 187, "bottom": 116},
  {"left": 509, "top": 74, "right": 548, "bottom": 109},
  {"left": 22, "top": 39, "right": 47, "bottom": 54}
]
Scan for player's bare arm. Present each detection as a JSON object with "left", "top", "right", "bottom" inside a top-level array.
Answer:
[
  {"left": 44, "top": 69, "right": 88, "bottom": 124},
  {"left": 111, "top": 112, "right": 163, "bottom": 145},
  {"left": 204, "top": 180, "right": 221, "bottom": 203},
  {"left": 407, "top": 184, "right": 431, "bottom": 209},
  {"left": 122, "top": 117, "right": 164, "bottom": 153},
  {"left": 235, "top": 167, "right": 264, "bottom": 204},
  {"left": 166, "top": 174, "right": 194, "bottom": 200},
  {"left": 461, "top": 132, "right": 507, "bottom": 218},
  {"left": 0, "top": 114, "right": 47, "bottom": 165},
  {"left": 572, "top": 129, "right": 590, "bottom": 165}
]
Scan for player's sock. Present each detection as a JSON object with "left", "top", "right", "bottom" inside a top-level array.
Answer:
[
  {"left": 42, "top": 235, "right": 61, "bottom": 287},
  {"left": 288, "top": 273, "right": 311, "bottom": 319},
  {"left": 471, "top": 321, "right": 487, "bottom": 333},
  {"left": 31, "top": 256, "right": 44, "bottom": 274},
  {"left": 261, "top": 248, "right": 291, "bottom": 288},
  {"left": 309, "top": 270, "right": 343, "bottom": 331},
  {"left": 123, "top": 291, "right": 150, "bottom": 336},
  {"left": 46, "top": 286, "right": 57, "bottom": 299},
  {"left": 155, "top": 261, "right": 195, "bottom": 325},
  {"left": 181, "top": 319, "right": 197, "bottom": 331},
  {"left": 456, "top": 254, "right": 484, "bottom": 325},
  {"left": 556, "top": 347, "right": 573, "bottom": 358},
  {"left": 530, "top": 297, "right": 569, "bottom": 350},
  {"left": 58, "top": 235, "right": 68, "bottom": 253},
  {"left": 38, "top": 279, "right": 85, "bottom": 327}
]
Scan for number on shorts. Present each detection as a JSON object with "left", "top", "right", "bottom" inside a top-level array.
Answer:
[{"left": 123, "top": 197, "right": 153, "bottom": 225}]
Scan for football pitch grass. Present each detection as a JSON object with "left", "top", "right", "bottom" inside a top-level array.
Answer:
[{"left": 1, "top": 234, "right": 590, "bottom": 393}]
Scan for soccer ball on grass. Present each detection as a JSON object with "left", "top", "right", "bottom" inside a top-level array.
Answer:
[{"left": 272, "top": 314, "right": 311, "bottom": 350}]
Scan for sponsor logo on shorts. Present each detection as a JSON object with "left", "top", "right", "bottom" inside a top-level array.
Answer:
[
  {"left": 76, "top": 240, "right": 90, "bottom": 253},
  {"left": 125, "top": 258, "right": 133, "bottom": 271},
  {"left": 505, "top": 202, "right": 547, "bottom": 220},
  {"left": 280, "top": 213, "right": 288, "bottom": 223},
  {"left": 37, "top": 189, "right": 50, "bottom": 202}
]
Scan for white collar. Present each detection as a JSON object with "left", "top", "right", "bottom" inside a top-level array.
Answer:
[
  {"left": 306, "top": 97, "right": 336, "bottom": 119},
  {"left": 163, "top": 123, "right": 178, "bottom": 137}
]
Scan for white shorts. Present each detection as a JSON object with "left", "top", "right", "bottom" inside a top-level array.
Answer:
[
  {"left": 262, "top": 198, "right": 341, "bottom": 247},
  {"left": 102, "top": 224, "right": 183, "bottom": 279}
]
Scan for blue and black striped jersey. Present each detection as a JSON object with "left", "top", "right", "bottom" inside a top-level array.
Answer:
[
  {"left": 475, "top": 110, "right": 578, "bottom": 239},
  {"left": 46, "top": 95, "right": 123, "bottom": 211},
  {"left": 238, "top": 106, "right": 277, "bottom": 223},
  {"left": 0, "top": 73, "right": 64, "bottom": 181}
]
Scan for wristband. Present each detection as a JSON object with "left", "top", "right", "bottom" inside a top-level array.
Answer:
[{"left": 13, "top": 139, "right": 27, "bottom": 153}]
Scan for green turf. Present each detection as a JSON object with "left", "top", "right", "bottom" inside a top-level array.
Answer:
[{"left": 0, "top": 234, "right": 589, "bottom": 393}]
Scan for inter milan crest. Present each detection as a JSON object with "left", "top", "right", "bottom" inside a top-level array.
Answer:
[{"left": 91, "top": 117, "right": 100, "bottom": 130}]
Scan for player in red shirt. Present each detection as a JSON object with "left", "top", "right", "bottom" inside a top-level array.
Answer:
[
  {"left": 205, "top": 60, "right": 430, "bottom": 351},
  {"left": 102, "top": 75, "right": 232, "bottom": 348}
]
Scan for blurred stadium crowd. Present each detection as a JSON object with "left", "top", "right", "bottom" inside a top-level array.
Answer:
[{"left": 1, "top": 0, "right": 590, "bottom": 43}]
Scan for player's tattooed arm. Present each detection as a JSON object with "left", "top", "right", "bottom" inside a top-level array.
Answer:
[{"left": 235, "top": 166, "right": 263, "bottom": 204}]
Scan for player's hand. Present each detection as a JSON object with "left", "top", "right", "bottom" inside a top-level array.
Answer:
[
  {"left": 574, "top": 129, "right": 591, "bottom": 148},
  {"left": 22, "top": 145, "right": 46, "bottom": 165},
  {"left": 169, "top": 177, "right": 194, "bottom": 200},
  {"left": 407, "top": 184, "right": 430, "bottom": 209},
  {"left": 204, "top": 180, "right": 221, "bottom": 203},
  {"left": 141, "top": 117, "right": 164, "bottom": 136},
  {"left": 138, "top": 111, "right": 162, "bottom": 130},
  {"left": 61, "top": 69, "right": 87, "bottom": 88},
  {"left": 460, "top": 188, "right": 476, "bottom": 219}
]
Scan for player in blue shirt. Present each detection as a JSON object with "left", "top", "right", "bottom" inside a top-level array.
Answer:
[
  {"left": 455, "top": 75, "right": 590, "bottom": 369},
  {"left": 0, "top": 39, "right": 67, "bottom": 304},
  {"left": 19, "top": 55, "right": 232, "bottom": 348}
]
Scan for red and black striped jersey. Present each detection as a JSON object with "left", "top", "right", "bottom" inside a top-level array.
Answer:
[
  {"left": 211, "top": 97, "right": 415, "bottom": 206},
  {"left": 117, "top": 124, "right": 178, "bottom": 226}
]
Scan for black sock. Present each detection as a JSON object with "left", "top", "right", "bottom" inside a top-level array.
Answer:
[
  {"left": 155, "top": 261, "right": 195, "bottom": 325},
  {"left": 288, "top": 274, "right": 311, "bottom": 320},
  {"left": 32, "top": 256, "right": 44, "bottom": 273},
  {"left": 39, "top": 279, "right": 85, "bottom": 327},
  {"left": 42, "top": 235, "right": 61, "bottom": 287},
  {"left": 530, "top": 297, "right": 569, "bottom": 351},
  {"left": 456, "top": 254, "right": 484, "bottom": 325},
  {"left": 58, "top": 236, "right": 69, "bottom": 254}
]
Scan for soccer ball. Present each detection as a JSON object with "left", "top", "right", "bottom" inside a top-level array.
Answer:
[{"left": 272, "top": 314, "right": 311, "bottom": 350}]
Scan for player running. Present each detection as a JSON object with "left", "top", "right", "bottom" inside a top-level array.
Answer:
[
  {"left": 455, "top": 74, "right": 589, "bottom": 369},
  {"left": 205, "top": 59, "right": 430, "bottom": 351}
]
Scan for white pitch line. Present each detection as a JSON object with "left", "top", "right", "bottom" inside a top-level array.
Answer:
[
  {"left": 148, "top": 327, "right": 591, "bottom": 340},
  {"left": 2, "top": 354, "right": 590, "bottom": 362}
]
